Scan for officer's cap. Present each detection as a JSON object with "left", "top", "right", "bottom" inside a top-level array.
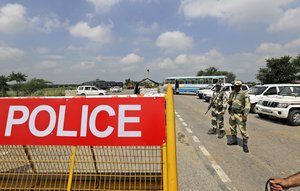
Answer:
[
  {"left": 234, "top": 80, "right": 242, "bottom": 86},
  {"left": 215, "top": 82, "right": 221, "bottom": 86}
]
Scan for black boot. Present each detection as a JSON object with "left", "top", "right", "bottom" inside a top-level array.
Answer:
[
  {"left": 207, "top": 128, "right": 217, "bottom": 135},
  {"left": 243, "top": 139, "right": 249, "bottom": 153},
  {"left": 218, "top": 130, "right": 226, "bottom": 139},
  {"left": 227, "top": 135, "right": 237, "bottom": 145}
]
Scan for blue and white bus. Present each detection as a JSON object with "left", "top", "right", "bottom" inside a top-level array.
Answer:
[{"left": 163, "top": 76, "right": 226, "bottom": 94}]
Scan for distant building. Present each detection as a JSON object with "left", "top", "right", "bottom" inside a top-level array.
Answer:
[
  {"left": 137, "top": 78, "right": 159, "bottom": 88},
  {"left": 82, "top": 79, "right": 123, "bottom": 89},
  {"left": 136, "top": 78, "right": 160, "bottom": 94}
]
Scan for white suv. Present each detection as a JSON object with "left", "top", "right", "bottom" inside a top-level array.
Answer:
[
  {"left": 76, "top": 85, "right": 107, "bottom": 96},
  {"left": 256, "top": 85, "right": 300, "bottom": 126},
  {"left": 248, "top": 84, "right": 289, "bottom": 113}
]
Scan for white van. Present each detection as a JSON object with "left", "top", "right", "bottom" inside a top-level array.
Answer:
[{"left": 248, "top": 84, "right": 291, "bottom": 113}]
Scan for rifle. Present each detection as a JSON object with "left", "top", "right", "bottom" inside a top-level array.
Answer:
[
  {"left": 227, "top": 92, "right": 233, "bottom": 113},
  {"left": 205, "top": 105, "right": 211, "bottom": 115},
  {"left": 205, "top": 89, "right": 220, "bottom": 115}
]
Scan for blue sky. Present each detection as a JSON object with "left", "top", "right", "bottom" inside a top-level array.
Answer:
[{"left": 1, "top": 0, "right": 300, "bottom": 84}]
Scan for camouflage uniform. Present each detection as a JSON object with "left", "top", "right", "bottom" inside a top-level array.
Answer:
[
  {"left": 227, "top": 80, "right": 251, "bottom": 152},
  {"left": 211, "top": 91, "right": 227, "bottom": 129},
  {"left": 207, "top": 85, "right": 227, "bottom": 138}
]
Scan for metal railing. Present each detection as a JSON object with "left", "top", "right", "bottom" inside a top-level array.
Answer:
[{"left": 0, "top": 84, "right": 177, "bottom": 191}]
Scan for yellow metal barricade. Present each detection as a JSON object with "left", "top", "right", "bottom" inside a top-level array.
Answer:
[{"left": 0, "top": 84, "right": 177, "bottom": 191}]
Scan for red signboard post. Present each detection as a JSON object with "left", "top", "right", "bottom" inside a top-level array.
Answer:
[{"left": 0, "top": 96, "right": 166, "bottom": 146}]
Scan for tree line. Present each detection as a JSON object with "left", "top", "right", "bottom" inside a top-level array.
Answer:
[
  {"left": 0, "top": 72, "right": 51, "bottom": 97},
  {"left": 1, "top": 54, "right": 300, "bottom": 97}
]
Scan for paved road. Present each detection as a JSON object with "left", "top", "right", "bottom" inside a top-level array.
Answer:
[{"left": 175, "top": 94, "right": 300, "bottom": 191}]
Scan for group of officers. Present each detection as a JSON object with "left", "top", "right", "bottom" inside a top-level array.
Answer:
[
  {"left": 205, "top": 80, "right": 300, "bottom": 189},
  {"left": 206, "top": 80, "right": 250, "bottom": 153}
]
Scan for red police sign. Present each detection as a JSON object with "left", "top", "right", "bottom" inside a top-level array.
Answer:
[{"left": 0, "top": 96, "right": 166, "bottom": 146}]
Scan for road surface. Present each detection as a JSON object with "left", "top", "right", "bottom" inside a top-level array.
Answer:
[{"left": 175, "top": 94, "right": 300, "bottom": 191}]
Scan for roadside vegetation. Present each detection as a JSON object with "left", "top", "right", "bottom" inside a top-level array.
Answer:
[
  {"left": 196, "top": 54, "right": 300, "bottom": 86},
  {"left": 1, "top": 54, "right": 300, "bottom": 97}
]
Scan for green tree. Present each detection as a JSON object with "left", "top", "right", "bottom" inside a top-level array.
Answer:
[
  {"left": 125, "top": 78, "right": 132, "bottom": 86},
  {"left": 23, "top": 78, "right": 52, "bottom": 95},
  {"left": 8, "top": 72, "right": 28, "bottom": 96},
  {"left": 196, "top": 67, "right": 236, "bottom": 83},
  {"left": 8, "top": 72, "right": 27, "bottom": 83},
  {"left": 0, "top": 75, "right": 9, "bottom": 97},
  {"left": 256, "top": 55, "right": 300, "bottom": 83}
]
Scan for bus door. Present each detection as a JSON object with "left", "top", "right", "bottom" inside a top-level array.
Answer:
[{"left": 175, "top": 80, "right": 179, "bottom": 94}]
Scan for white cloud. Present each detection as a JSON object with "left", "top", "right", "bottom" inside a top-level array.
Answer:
[
  {"left": 0, "top": 46, "right": 24, "bottom": 60},
  {"left": 173, "top": 49, "right": 224, "bottom": 68},
  {"left": 179, "top": 0, "right": 294, "bottom": 26},
  {"left": 86, "top": 0, "right": 120, "bottom": 12},
  {"left": 268, "top": 7, "right": 300, "bottom": 32},
  {"left": 37, "top": 61, "right": 59, "bottom": 70},
  {"left": 41, "top": 16, "right": 68, "bottom": 33},
  {"left": 156, "top": 31, "right": 193, "bottom": 52},
  {"left": 285, "top": 38, "right": 300, "bottom": 50},
  {"left": 0, "top": 4, "right": 28, "bottom": 33},
  {"left": 69, "top": 22, "right": 112, "bottom": 44},
  {"left": 72, "top": 61, "right": 96, "bottom": 70},
  {"left": 175, "top": 54, "right": 188, "bottom": 64},
  {"left": 256, "top": 43, "right": 283, "bottom": 55},
  {"left": 121, "top": 53, "right": 144, "bottom": 64},
  {"left": 157, "top": 58, "right": 174, "bottom": 69},
  {"left": 256, "top": 38, "right": 300, "bottom": 56}
]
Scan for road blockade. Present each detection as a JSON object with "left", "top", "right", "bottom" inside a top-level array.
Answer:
[{"left": 0, "top": 84, "right": 177, "bottom": 191}]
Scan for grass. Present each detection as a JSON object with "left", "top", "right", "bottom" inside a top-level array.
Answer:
[{"left": 6, "top": 87, "right": 76, "bottom": 97}]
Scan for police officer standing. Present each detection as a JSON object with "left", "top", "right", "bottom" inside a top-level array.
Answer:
[
  {"left": 207, "top": 82, "right": 227, "bottom": 139},
  {"left": 227, "top": 80, "right": 250, "bottom": 153}
]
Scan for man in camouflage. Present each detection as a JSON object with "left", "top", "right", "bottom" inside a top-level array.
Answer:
[
  {"left": 227, "top": 80, "right": 251, "bottom": 153},
  {"left": 207, "top": 82, "right": 227, "bottom": 139}
]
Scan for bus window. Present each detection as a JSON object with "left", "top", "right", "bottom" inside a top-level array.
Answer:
[{"left": 213, "top": 79, "right": 219, "bottom": 84}]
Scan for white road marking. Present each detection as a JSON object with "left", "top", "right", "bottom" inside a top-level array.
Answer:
[
  {"left": 185, "top": 128, "right": 192, "bottom": 133},
  {"left": 192, "top": 136, "right": 200, "bottom": 143},
  {"left": 211, "top": 161, "right": 231, "bottom": 183},
  {"left": 175, "top": 112, "right": 233, "bottom": 187},
  {"left": 199, "top": 145, "right": 210, "bottom": 157}
]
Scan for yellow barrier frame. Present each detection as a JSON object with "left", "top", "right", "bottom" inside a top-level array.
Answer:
[
  {"left": 164, "top": 84, "right": 178, "bottom": 191},
  {"left": 0, "top": 85, "right": 178, "bottom": 190}
]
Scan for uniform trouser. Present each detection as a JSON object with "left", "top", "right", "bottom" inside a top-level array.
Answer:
[
  {"left": 211, "top": 109, "right": 224, "bottom": 131},
  {"left": 229, "top": 113, "right": 248, "bottom": 140}
]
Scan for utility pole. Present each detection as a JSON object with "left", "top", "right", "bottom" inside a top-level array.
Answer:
[{"left": 147, "top": 69, "right": 150, "bottom": 78}]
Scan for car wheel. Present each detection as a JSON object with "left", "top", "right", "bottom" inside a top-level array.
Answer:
[
  {"left": 250, "top": 103, "right": 257, "bottom": 113},
  {"left": 287, "top": 110, "right": 300, "bottom": 126},
  {"left": 80, "top": 93, "right": 85, "bottom": 96},
  {"left": 99, "top": 93, "right": 104, "bottom": 95},
  {"left": 258, "top": 113, "right": 268, "bottom": 119}
]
